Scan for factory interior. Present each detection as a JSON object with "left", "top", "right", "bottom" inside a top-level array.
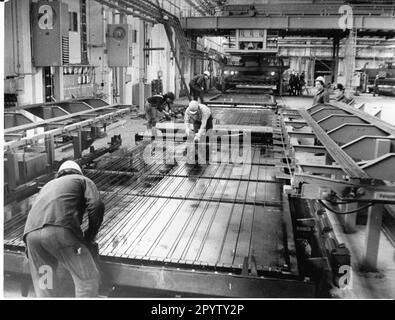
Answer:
[{"left": 2, "top": 0, "right": 395, "bottom": 299}]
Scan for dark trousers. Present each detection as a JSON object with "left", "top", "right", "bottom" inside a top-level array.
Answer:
[
  {"left": 25, "top": 226, "right": 100, "bottom": 297},
  {"left": 189, "top": 83, "right": 205, "bottom": 103},
  {"left": 187, "top": 115, "right": 214, "bottom": 164},
  {"left": 193, "top": 115, "right": 214, "bottom": 133}
]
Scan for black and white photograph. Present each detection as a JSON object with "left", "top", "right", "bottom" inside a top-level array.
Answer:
[{"left": 1, "top": 0, "right": 395, "bottom": 304}]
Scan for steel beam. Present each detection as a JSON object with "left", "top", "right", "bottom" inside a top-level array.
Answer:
[
  {"left": 293, "top": 173, "right": 395, "bottom": 203},
  {"left": 298, "top": 164, "right": 345, "bottom": 176},
  {"left": 310, "top": 108, "right": 349, "bottom": 122},
  {"left": 341, "top": 136, "right": 395, "bottom": 161},
  {"left": 327, "top": 124, "right": 388, "bottom": 146},
  {"left": 5, "top": 105, "right": 128, "bottom": 134},
  {"left": 284, "top": 120, "right": 307, "bottom": 128},
  {"left": 287, "top": 132, "right": 316, "bottom": 139},
  {"left": 293, "top": 145, "right": 326, "bottom": 153},
  {"left": 4, "top": 250, "right": 315, "bottom": 297},
  {"left": 317, "top": 115, "right": 366, "bottom": 132},
  {"left": 361, "top": 154, "right": 395, "bottom": 182},
  {"left": 331, "top": 101, "right": 395, "bottom": 137},
  {"left": 4, "top": 107, "right": 130, "bottom": 151},
  {"left": 298, "top": 109, "right": 369, "bottom": 179},
  {"left": 181, "top": 16, "right": 395, "bottom": 33},
  {"left": 156, "top": 123, "right": 273, "bottom": 134},
  {"left": 6, "top": 98, "right": 108, "bottom": 112}
]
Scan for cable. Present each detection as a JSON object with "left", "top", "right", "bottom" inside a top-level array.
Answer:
[
  {"left": 318, "top": 199, "right": 374, "bottom": 215},
  {"left": 327, "top": 198, "right": 361, "bottom": 205}
]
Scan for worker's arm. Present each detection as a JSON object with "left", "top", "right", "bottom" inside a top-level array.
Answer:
[
  {"left": 83, "top": 178, "right": 104, "bottom": 242},
  {"left": 196, "top": 108, "right": 210, "bottom": 138},
  {"left": 184, "top": 110, "right": 191, "bottom": 136},
  {"left": 196, "top": 76, "right": 205, "bottom": 90}
]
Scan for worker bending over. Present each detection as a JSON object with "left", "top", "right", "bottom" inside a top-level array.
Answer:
[
  {"left": 189, "top": 71, "right": 210, "bottom": 103},
  {"left": 23, "top": 160, "right": 104, "bottom": 297},
  {"left": 185, "top": 100, "right": 213, "bottom": 142},
  {"left": 184, "top": 100, "right": 214, "bottom": 164},
  {"left": 145, "top": 92, "right": 175, "bottom": 135}
]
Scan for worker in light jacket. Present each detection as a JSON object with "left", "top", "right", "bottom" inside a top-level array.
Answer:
[
  {"left": 184, "top": 100, "right": 214, "bottom": 164},
  {"left": 313, "top": 76, "right": 330, "bottom": 105},
  {"left": 145, "top": 92, "right": 175, "bottom": 135},
  {"left": 189, "top": 71, "right": 210, "bottom": 103},
  {"left": 23, "top": 160, "right": 104, "bottom": 297}
]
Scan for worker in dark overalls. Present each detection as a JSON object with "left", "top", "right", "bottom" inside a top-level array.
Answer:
[
  {"left": 189, "top": 71, "right": 210, "bottom": 104},
  {"left": 145, "top": 92, "right": 175, "bottom": 136},
  {"left": 23, "top": 160, "right": 104, "bottom": 297},
  {"left": 313, "top": 76, "right": 330, "bottom": 105},
  {"left": 184, "top": 100, "right": 214, "bottom": 164}
]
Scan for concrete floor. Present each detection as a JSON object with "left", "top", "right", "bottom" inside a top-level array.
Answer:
[{"left": 4, "top": 92, "right": 395, "bottom": 298}]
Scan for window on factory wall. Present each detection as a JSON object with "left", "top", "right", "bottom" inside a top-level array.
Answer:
[{"left": 69, "top": 12, "right": 78, "bottom": 32}]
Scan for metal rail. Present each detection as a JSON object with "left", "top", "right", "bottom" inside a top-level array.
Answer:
[
  {"left": 4, "top": 107, "right": 130, "bottom": 150},
  {"left": 298, "top": 109, "right": 369, "bottom": 179}
]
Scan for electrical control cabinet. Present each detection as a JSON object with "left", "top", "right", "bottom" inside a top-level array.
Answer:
[
  {"left": 31, "top": 1, "right": 69, "bottom": 66},
  {"left": 107, "top": 24, "right": 133, "bottom": 67}
]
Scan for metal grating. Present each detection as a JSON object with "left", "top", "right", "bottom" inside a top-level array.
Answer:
[
  {"left": 62, "top": 35, "right": 70, "bottom": 65},
  {"left": 4, "top": 141, "right": 296, "bottom": 274}
]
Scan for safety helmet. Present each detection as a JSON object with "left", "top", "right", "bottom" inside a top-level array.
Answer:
[
  {"left": 164, "top": 92, "right": 175, "bottom": 101},
  {"left": 315, "top": 76, "right": 325, "bottom": 83},
  {"left": 188, "top": 100, "right": 199, "bottom": 114},
  {"left": 203, "top": 71, "right": 210, "bottom": 77},
  {"left": 57, "top": 160, "right": 83, "bottom": 175}
]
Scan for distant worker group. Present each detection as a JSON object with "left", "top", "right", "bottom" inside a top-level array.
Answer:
[{"left": 289, "top": 71, "right": 307, "bottom": 96}]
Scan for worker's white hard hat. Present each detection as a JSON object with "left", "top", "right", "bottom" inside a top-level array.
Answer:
[
  {"left": 188, "top": 100, "right": 199, "bottom": 114},
  {"left": 58, "top": 160, "right": 83, "bottom": 175},
  {"left": 315, "top": 76, "right": 325, "bottom": 83},
  {"left": 203, "top": 71, "right": 210, "bottom": 77}
]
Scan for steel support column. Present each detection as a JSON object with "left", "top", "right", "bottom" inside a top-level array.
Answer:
[
  {"left": 363, "top": 204, "right": 384, "bottom": 271},
  {"left": 45, "top": 135, "right": 55, "bottom": 171},
  {"left": 119, "top": 13, "right": 126, "bottom": 105},
  {"left": 5, "top": 152, "right": 19, "bottom": 190},
  {"left": 138, "top": 19, "right": 146, "bottom": 115},
  {"left": 332, "top": 36, "right": 340, "bottom": 84},
  {"left": 344, "top": 29, "right": 356, "bottom": 99},
  {"left": 343, "top": 202, "right": 358, "bottom": 234},
  {"left": 73, "top": 130, "right": 83, "bottom": 159}
]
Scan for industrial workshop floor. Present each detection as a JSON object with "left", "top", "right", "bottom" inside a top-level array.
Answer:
[
  {"left": 4, "top": 93, "right": 395, "bottom": 298},
  {"left": 5, "top": 102, "right": 297, "bottom": 297}
]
